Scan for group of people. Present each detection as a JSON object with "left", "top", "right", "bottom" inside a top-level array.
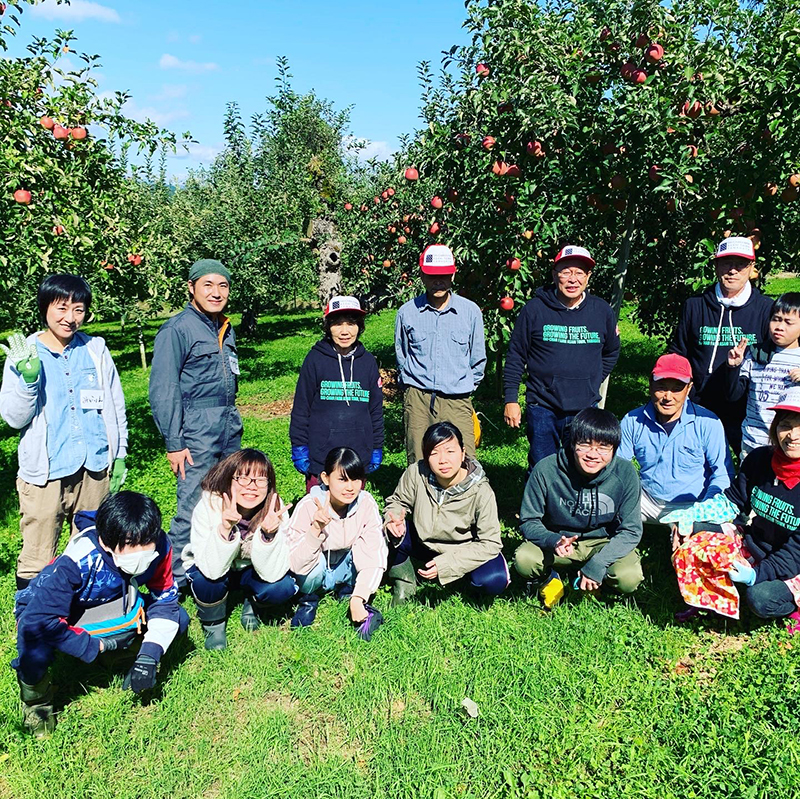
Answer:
[{"left": 2, "top": 235, "right": 799, "bottom": 737}]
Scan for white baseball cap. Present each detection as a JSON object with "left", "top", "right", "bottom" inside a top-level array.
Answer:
[
  {"left": 714, "top": 236, "right": 755, "bottom": 261},
  {"left": 769, "top": 385, "right": 800, "bottom": 414},
  {"left": 554, "top": 245, "right": 595, "bottom": 269},
  {"left": 419, "top": 244, "right": 457, "bottom": 275},
  {"left": 324, "top": 296, "right": 366, "bottom": 317}
]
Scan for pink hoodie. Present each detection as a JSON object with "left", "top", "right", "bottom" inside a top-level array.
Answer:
[{"left": 287, "top": 486, "right": 387, "bottom": 600}]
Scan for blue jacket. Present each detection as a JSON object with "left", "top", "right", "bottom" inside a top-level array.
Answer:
[
  {"left": 618, "top": 400, "right": 733, "bottom": 503},
  {"left": 13, "top": 511, "right": 180, "bottom": 670}
]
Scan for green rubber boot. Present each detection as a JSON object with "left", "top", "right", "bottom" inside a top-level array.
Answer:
[
  {"left": 19, "top": 673, "right": 55, "bottom": 738},
  {"left": 387, "top": 559, "right": 418, "bottom": 606},
  {"left": 194, "top": 595, "right": 228, "bottom": 651}
]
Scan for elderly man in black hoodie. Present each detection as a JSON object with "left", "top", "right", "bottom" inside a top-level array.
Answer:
[
  {"left": 513, "top": 408, "right": 643, "bottom": 608},
  {"left": 503, "top": 245, "right": 620, "bottom": 474},
  {"left": 669, "top": 236, "right": 772, "bottom": 454}
]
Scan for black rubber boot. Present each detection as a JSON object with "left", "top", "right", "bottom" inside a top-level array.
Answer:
[
  {"left": 194, "top": 595, "right": 228, "bottom": 651},
  {"left": 387, "top": 559, "right": 418, "bottom": 606},
  {"left": 19, "top": 673, "right": 55, "bottom": 738},
  {"left": 240, "top": 597, "right": 261, "bottom": 632}
]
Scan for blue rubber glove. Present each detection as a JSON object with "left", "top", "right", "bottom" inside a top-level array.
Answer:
[
  {"left": 365, "top": 448, "right": 383, "bottom": 474},
  {"left": 728, "top": 561, "right": 757, "bottom": 586},
  {"left": 291, "top": 446, "right": 311, "bottom": 475}
]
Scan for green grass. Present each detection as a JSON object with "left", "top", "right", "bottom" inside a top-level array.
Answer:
[{"left": 1, "top": 289, "right": 800, "bottom": 799}]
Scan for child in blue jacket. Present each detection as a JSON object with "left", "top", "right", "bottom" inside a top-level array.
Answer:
[{"left": 12, "top": 491, "right": 188, "bottom": 737}]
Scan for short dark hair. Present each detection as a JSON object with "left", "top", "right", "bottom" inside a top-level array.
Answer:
[
  {"left": 323, "top": 446, "right": 366, "bottom": 482},
  {"left": 772, "top": 293, "right": 800, "bottom": 318},
  {"left": 37, "top": 274, "right": 92, "bottom": 324},
  {"left": 570, "top": 408, "right": 621, "bottom": 452},
  {"left": 421, "top": 421, "right": 465, "bottom": 463},
  {"left": 324, "top": 312, "right": 365, "bottom": 341},
  {"left": 95, "top": 491, "right": 162, "bottom": 550},
  {"left": 768, "top": 408, "right": 800, "bottom": 448}
]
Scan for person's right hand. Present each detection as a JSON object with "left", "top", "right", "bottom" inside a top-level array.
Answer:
[
  {"left": 554, "top": 534, "right": 578, "bottom": 557},
  {"left": 1, "top": 332, "right": 40, "bottom": 384},
  {"left": 219, "top": 490, "right": 242, "bottom": 539},
  {"left": 503, "top": 402, "right": 522, "bottom": 428},
  {"left": 727, "top": 337, "right": 748, "bottom": 368},
  {"left": 166, "top": 448, "right": 194, "bottom": 480},
  {"left": 311, "top": 496, "right": 332, "bottom": 534},
  {"left": 384, "top": 509, "right": 406, "bottom": 539}
]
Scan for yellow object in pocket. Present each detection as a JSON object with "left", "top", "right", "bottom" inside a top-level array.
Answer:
[{"left": 473, "top": 409, "right": 482, "bottom": 448}]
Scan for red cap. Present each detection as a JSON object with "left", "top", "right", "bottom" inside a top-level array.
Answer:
[{"left": 652, "top": 353, "right": 693, "bottom": 383}]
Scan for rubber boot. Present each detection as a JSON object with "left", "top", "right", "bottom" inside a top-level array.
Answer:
[
  {"left": 19, "top": 673, "right": 55, "bottom": 738},
  {"left": 387, "top": 559, "right": 418, "bottom": 606},
  {"left": 194, "top": 595, "right": 228, "bottom": 650},
  {"left": 240, "top": 597, "right": 261, "bottom": 632},
  {"left": 290, "top": 593, "right": 320, "bottom": 628}
]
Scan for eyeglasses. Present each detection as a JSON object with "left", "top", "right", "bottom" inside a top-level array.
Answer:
[
  {"left": 233, "top": 474, "right": 269, "bottom": 488},
  {"left": 556, "top": 269, "right": 588, "bottom": 279},
  {"left": 574, "top": 442, "right": 614, "bottom": 455}
]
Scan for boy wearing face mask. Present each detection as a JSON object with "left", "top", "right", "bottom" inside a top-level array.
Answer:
[{"left": 12, "top": 491, "right": 188, "bottom": 737}]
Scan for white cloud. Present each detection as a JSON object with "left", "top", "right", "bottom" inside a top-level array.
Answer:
[
  {"left": 153, "top": 83, "right": 188, "bottom": 101},
  {"left": 344, "top": 136, "right": 395, "bottom": 163},
  {"left": 169, "top": 142, "right": 223, "bottom": 163},
  {"left": 188, "top": 34, "right": 202, "bottom": 44},
  {"left": 159, "top": 53, "right": 219, "bottom": 73},
  {"left": 123, "top": 100, "right": 190, "bottom": 127},
  {"left": 31, "top": 0, "right": 121, "bottom": 23}
]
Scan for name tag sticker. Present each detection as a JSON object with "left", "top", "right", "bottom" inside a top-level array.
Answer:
[
  {"left": 229, "top": 355, "right": 240, "bottom": 376},
  {"left": 80, "top": 390, "right": 104, "bottom": 410}
]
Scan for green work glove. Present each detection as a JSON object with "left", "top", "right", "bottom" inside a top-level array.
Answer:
[
  {"left": 109, "top": 458, "right": 128, "bottom": 493},
  {"left": 1, "top": 332, "right": 40, "bottom": 384}
]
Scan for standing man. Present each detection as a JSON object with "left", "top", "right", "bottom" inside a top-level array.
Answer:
[
  {"left": 395, "top": 244, "right": 486, "bottom": 465},
  {"left": 669, "top": 236, "right": 772, "bottom": 453},
  {"left": 503, "top": 245, "right": 620, "bottom": 474},
  {"left": 149, "top": 259, "right": 243, "bottom": 589},
  {"left": 618, "top": 353, "right": 732, "bottom": 550}
]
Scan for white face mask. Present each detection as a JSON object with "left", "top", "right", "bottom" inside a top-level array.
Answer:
[{"left": 113, "top": 548, "right": 159, "bottom": 577}]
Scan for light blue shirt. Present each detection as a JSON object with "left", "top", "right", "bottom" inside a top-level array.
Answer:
[
  {"left": 37, "top": 335, "right": 109, "bottom": 479},
  {"left": 395, "top": 292, "right": 486, "bottom": 395},
  {"left": 617, "top": 400, "right": 733, "bottom": 503}
]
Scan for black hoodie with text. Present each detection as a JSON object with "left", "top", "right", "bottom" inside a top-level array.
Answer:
[
  {"left": 669, "top": 282, "right": 772, "bottom": 412},
  {"left": 503, "top": 286, "right": 620, "bottom": 412},
  {"left": 290, "top": 340, "right": 384, "bottom": 475},
  {"left": 520, "top": 449, "right": 642, "bottom": 583}
]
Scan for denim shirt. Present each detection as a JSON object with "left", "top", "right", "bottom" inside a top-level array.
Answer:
[
  {"left": 395, "top": 293, "right": 486, "bottom": 395},
  {"left": 37, "top": 336, "right": 109, "bottom": 479}
]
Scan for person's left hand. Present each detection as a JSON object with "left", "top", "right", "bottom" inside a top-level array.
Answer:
[
  {"left": 418, "top": 560, "right": 438, "bottom": 580},
  {"left": 365, "top": 449, "right": 383, "bottom": 474},
  {"left": 262, "top": 492, "right": 291, "bottom": 537},
  {"left": 790, "top": 368, "right": 800, "bottom": 384},
  {"left": 349, "top": 595, "right": 368, "bottom": 623},
  {"left": 122, "top": 654, "right": 158, "bottom": 694},
  {"left": 576, "top": 571, "right": 601, "bottom": 592},
  {"left": 728, "top": 561, "right": 757, "bottom": 586},
  {"left": 109, "top": 458, "right": 128, "bottom": 493}
]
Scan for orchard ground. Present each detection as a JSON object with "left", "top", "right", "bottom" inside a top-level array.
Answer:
[{"left": 1, "top": 280, "right": 800, "bottom": 799}]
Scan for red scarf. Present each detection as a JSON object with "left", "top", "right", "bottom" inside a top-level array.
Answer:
[{"left": 771, "top": 448, "right": 800, "bottom": 489}]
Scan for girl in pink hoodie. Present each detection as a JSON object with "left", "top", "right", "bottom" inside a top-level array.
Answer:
[{"left": 287, "top": 447, "right": 387, "bottom": 639}]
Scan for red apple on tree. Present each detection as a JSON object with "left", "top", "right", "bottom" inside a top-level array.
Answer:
[
  {"left": 431, "top": 196, "right": 443, "bottom": 209},
  {"left": 492, "top": 160, "right": 508, "bottom": 175},
  {"left": 344, "top": 202, "right": 353, "bottom": 211},
  {"left": 52, "top": 224, "right": 64, "bottom": 235},
  {"left": 600, "top": 27, "right": 612, "bottom": 42},
  {"left": 645, "top": 43, "right": 664, "bottom": 63},
  {"left": 53, "top": 125, "right": 69, "bottom": 140},
  {"left": 476, "top": 63, "right": 490, "bottom": 78},
  {"left": 398, "top": 236, "right": 407, "bottom": 245},
  {"left": 505, "top": 164, "right": 522, "bottom": 177},
  {"left": 686, "top": 144, "right": 698, "bottom": 158},
  {"left": 404, "top": 167, "right": 419, "bottom": 181},
  {"left": 387, "top": 187, "right": 395, "bottom": 196},
  {"left": 429, "top": 221, "right": 441, "bottom": 235},
  {"left": 635, "top": 33, "right": 649, "bottom": 48},
  {"left": 648, "top": 165, "right": 661, "bottom": 182},
  {"left": 610, "top": 174, "right": 627, "bottom": 190},
  {"left": 507, "top": 257, "right": 521, "bottom": 271},
  {"left": 13, "top": 189, "right": 31, "bottom": 204},
  {"left": 482, "top": 135, "right": 496, "bottom": 150},
  {"left": 70, "top": 126, "right": 87, "bottom": 140},
  {"left": 499, "top": 296, "right": 514, "bottom": 311},
  {"left": 39, "top": 116, "right": 54, "bottom": 130},
  {"left": 632, "top": 69, "right": 647, "bottom": 84}
]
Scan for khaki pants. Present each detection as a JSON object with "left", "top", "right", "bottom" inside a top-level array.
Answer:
[
  {"left": 403, "top": 386, "right": 476, "bottom": 465},
  {"left": 16, "top": 467, "right": 110, "bottom": 581},
  {"left": 513, "top": 538, "right": 643, "bottom": 594}
]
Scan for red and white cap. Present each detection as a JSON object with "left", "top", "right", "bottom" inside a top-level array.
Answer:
[
  {"left": 713, "top": 236, "right": 755, "bottom": 261},
  {"left": 419, "top": 244, "right": 457, "bottom": 275},
  {"left": 324, "top": 296, "right": 366, "bottom": 317},
  {"left": 554, "top": 245, "right": 595, "bottom": 269},
  {"left": 652, "top": 353, "right": 693, "bottom": 383},
  {"left": 769, "top": 386, "right": 800, "bottom": 413}
]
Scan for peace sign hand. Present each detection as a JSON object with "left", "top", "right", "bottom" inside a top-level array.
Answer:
[
  {"left": 554, "top": 534, "right": 579, "bottom": 557},
  {"left": 218, "top": 491, "right": 242, "bottom": 540},
  {"left": 311, "top": 496, "right": 332, "bottom": 535},
  {"left": 262, "top": 492, "right": 291, "bottom": 536},
  {"left": 727, "top": 337, "right": 748, "bottom": 368}
]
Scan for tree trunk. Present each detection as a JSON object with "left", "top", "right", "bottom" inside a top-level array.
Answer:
[
  {"left": 137, "top": 320, "right": 147, "bottom": 370},
  {"left": 598, "top": 206, "right": 635, "bottom": 409},
  {"left": 240, "top": 306, "right": 258, "bottom": 337},
  {"left": 309, "top": 217, "right": 342, "bottom": 307}
]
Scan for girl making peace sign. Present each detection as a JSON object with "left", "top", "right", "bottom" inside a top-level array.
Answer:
[
  {"left": 286, "top": 447, "right": 387, "bottom": 640},
  {"left": 182, "top": 449, "right": 296, "bottom": 650}
]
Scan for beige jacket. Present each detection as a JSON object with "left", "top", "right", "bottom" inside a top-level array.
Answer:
[{"left": 383, "top": 458, "right": 502, "bottom": 584}]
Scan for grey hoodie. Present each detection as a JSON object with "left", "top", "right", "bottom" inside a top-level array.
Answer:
[{"left": 520, "top": 449, "right": 642, "bottom": 583}]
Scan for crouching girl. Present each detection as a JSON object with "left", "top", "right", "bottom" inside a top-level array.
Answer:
[
  {"left": 287, "top": 447, "right": 387, "bottom": 640},
  {"left": 383, "top": 421, "right": 509, "bottom": 604},
  {"left": 182, "top": 449, "right": 296, "bottom": 650}
]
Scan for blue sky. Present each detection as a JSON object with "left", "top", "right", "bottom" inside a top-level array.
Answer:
[{"left": 9, "top": 0, "right": 471, "bottom": 178}]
